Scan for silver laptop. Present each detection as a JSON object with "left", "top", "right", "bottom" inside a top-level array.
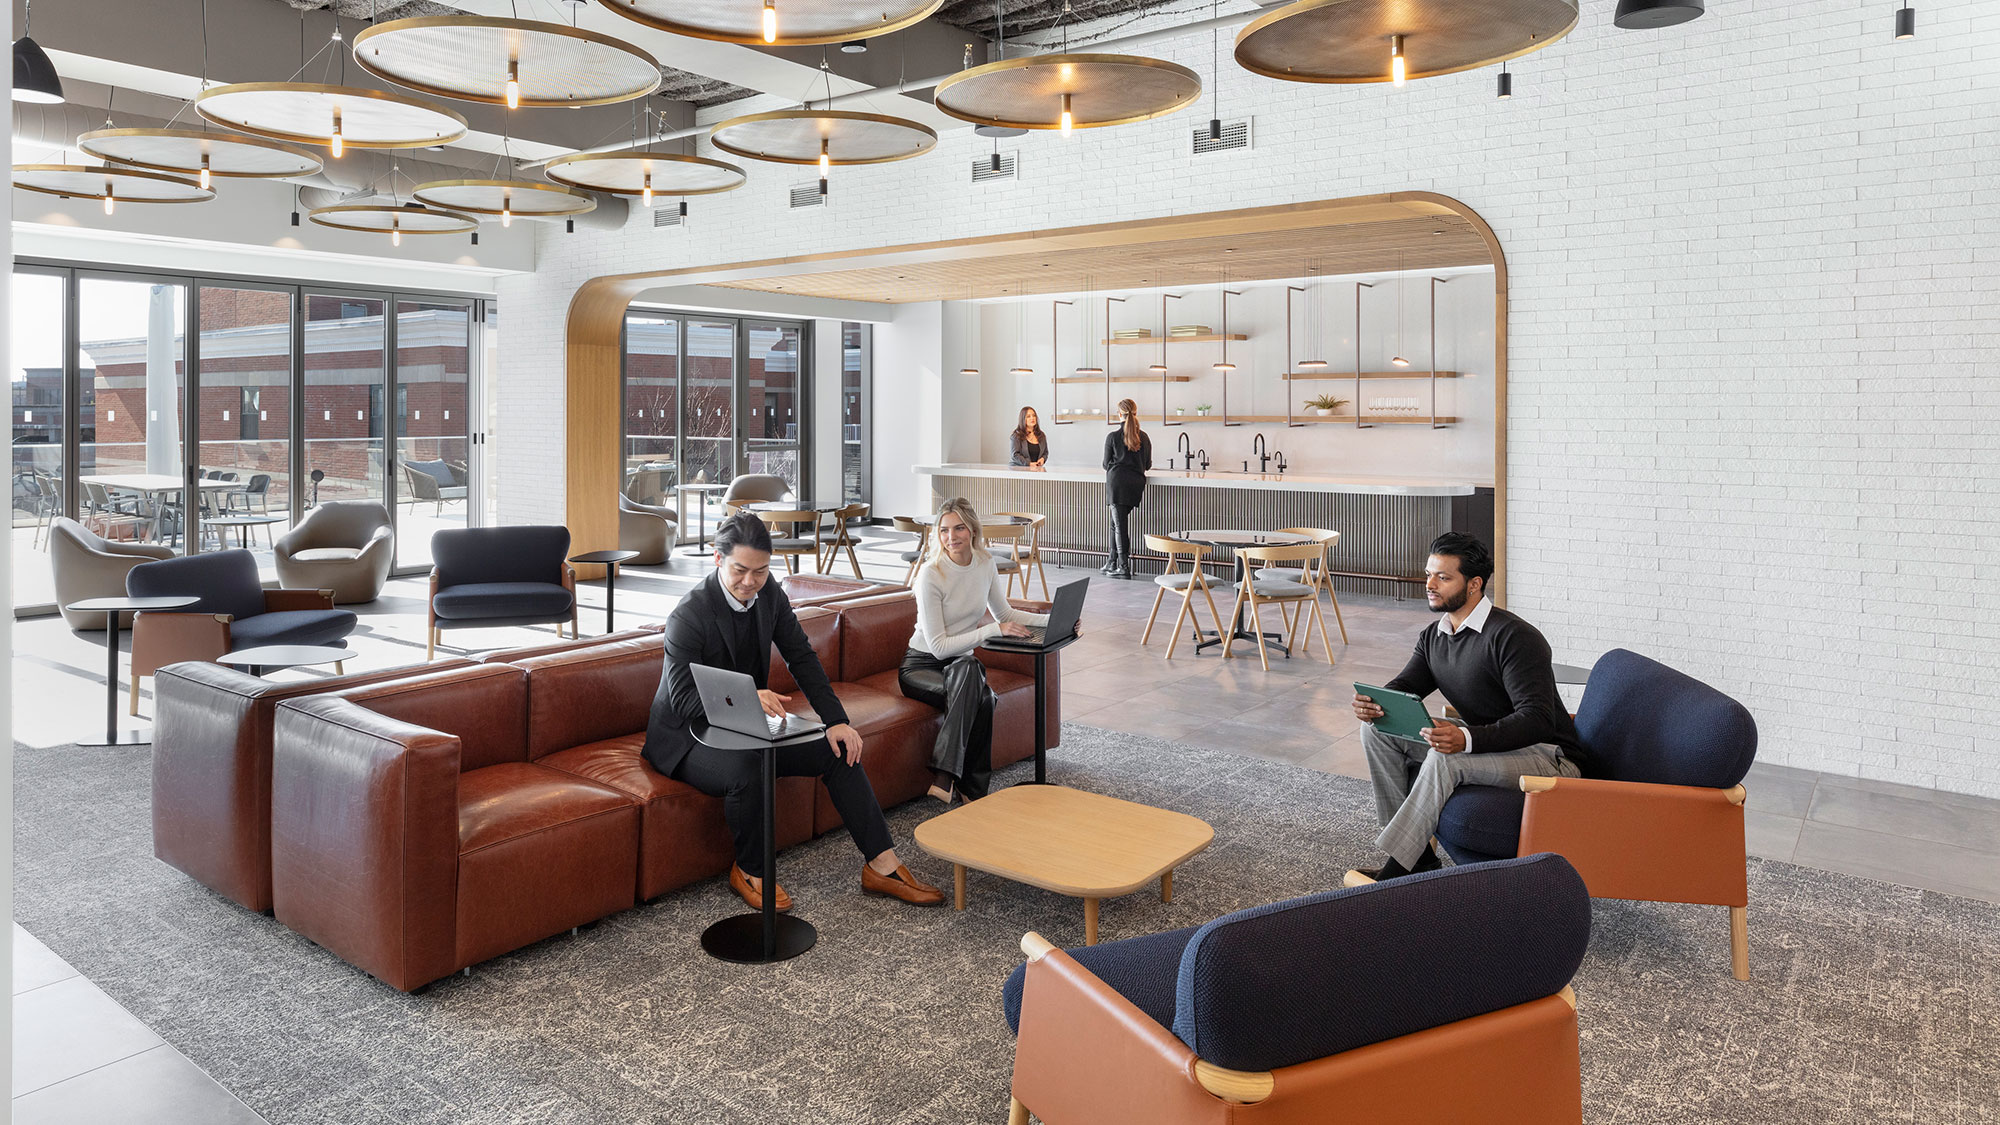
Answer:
[{"left": 690, "top": 664, "right": 827, "bottom": 740}]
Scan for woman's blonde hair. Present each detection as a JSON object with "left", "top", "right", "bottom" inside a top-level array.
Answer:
[
  {"left": 923, "top": 496, "right": 990, "bottom": 571},
  {"left": 1118, "top": 397, "right": 1142, "bottom": 451}
]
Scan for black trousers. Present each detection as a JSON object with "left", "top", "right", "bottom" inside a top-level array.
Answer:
[
  {"left": 672, "top": 738, "right": 894, "bottom": 880},
  {"left": 1110, "top": 505, "right": 1135, "bottom": 564},
  {"left": 898, "top": 648, "right": 995, "bottom": 799}
]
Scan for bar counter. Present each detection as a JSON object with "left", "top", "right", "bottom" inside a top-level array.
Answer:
[{"left": 914, "top": 464, "right": 1495, "bottom": 593}]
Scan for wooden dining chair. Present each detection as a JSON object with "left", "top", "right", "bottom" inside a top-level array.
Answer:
[
  {"left": 1139, "top": 534, "right": 1223, "bottom": 659},
  {"left": 1227, "top": 542, "right": 1336, "bottom": 671},
  {"left": 819, "top": 502, "right": 870, "bottom": 579},
  {"left": 992, "top": 512, "right": 1050, "bottom": 598},
  {"left": 983, "top": 523, "right": 1028, "bottom": 590},
  {"left": 892, "top": 516, "right": 930, "bottom": 585},
  {"left": 1254, "top": 527, "right": 1348, "bottom": 651},
  {"left": 755, "top": 508, "right": 824, "bottom": 575}
]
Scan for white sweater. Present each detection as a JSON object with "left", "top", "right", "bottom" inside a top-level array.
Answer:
[{"left": 909, "top": 551, "right": 1050, "bottom": 660}]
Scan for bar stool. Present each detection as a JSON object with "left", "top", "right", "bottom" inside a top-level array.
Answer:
[
  {"left": 755, "top": 508, "right": 824, "bottom": 575},
  {"left": 992, "top": 511, "right": 1050, "bottom": 598},
  {"left": 1138, "top": 534, "right": 1222, "bottom": 659},
  {"left": 1228, "top": 542, "right": 1335, "bottom": 671},
  {"left": 819, "top": 502, "right": 870, "bottom": 578},
  {"left": 892, "top": 516, "right": 929, "bottom": 584},
  {"left": 1254, "top": 527, "right": 1348, "bottom": 650}
]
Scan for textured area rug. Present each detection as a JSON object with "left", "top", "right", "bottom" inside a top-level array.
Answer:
[{"left": 14, "top": 727, "right": 2000, "bottom": 1124}]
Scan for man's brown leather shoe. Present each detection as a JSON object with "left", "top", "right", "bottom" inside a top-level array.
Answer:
[
  {"left": 862, "top": 863, "right": 944, "bottom": 907},
  {"left": 730, "top": 864, "right": 792, "bottom": 912}
]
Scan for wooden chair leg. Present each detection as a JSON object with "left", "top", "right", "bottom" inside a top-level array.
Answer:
[
  {"left": 129, "top": 673, "right": 141, "bottom": 716},
  {"left": 1164, "top": 587, "right": 1195, "bottom": 659},
  {"left": 845, "top": 542, "right": 862, "bottom": 580},
  {"left": 1248, "top": 591, "right": 1271, "bottom": 672},
  {"left": 1199, "top": 581, "right": 1223, "bottom": 640},
  {"left": 1035, "top": 558, "right": 1049, "bottom": 598},
  {"left": 1730, "top": 905, "right": 1749, "bottom": 981},
  {"left": 427, "top": 626, "right": 437, "bottom": 661},
  {"left": 1139, "top": 583, "right": 1168, "bottom": 645},
  {"left": 1222, "top": 588, "right": 1247, "bottom": 659},
  {"left": 334, "top": 661, "right": 345, "bottom": 675},
  {"left": 1008, "top": 1096, "right": 1030, "bottom": 1125},
  {"left": 1312, "top": 596, "right": 1335, "bottom": 664},
  {"left": 1327, "top": 583, "right": 1349, "bottom": 645}
]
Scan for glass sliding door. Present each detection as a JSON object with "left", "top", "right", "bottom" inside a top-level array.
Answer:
[
  {"left": 302, "top": 294, "right": 387, "bottom": 520},
  {"left": 744, "top": 321, "right": 803, "bottom": 492},
  {"left": 841, "top": 322, "right": 870, "bottom": 505},
  {"left": 78, "top": 276, "right": 190, "bottom": 552},
  {"left": 623, "top": 312, "right": 679, "bottom": 505},
  {"left": 393, "top": 298, "right": 472, "bottom": 569},
  {"left": 12, "top": 269, "right": 67, "bottom": 609},
  {"left": 196, "top": 284, "right": 293, "bottom": 569},
  {"left": 682, "top": 318, "right": 736, "bottom": 489}
]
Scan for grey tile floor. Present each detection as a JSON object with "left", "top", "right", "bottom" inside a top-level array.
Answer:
[{"left": 12, "top": 524, "right": 2000, "bottom": 1122}]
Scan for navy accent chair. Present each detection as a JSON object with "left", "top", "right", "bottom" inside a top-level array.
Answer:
[
  {"left": 426, "top": 525, "right": 577, "bottom": 659},
  {"left": 1433, "top": 647, "right": 1758, "bottom": 980},
  {"left": 1003, "top": 855, "right": 1589, "bottom": 1125},
  {"left": 125, "top": 549, "right": 355, "bottom": 713}
]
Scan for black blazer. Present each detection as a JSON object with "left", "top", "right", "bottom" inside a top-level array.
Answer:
[
  {"left": 1102, "top": 430, "right": 1152, "bottom": 507},
  {"left": 640, "top": 571, "right": 849, "bottom": 777},
  {"left": 1010, "top": 431, "right": 1046, "bottom": 466}
]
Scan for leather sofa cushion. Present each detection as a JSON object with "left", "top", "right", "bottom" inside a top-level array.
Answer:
[
  {"left": 767, "top": 607, "right": 839, "bottom": 696},
  {"left": 810, "top": 677, "right": 943, "bottom": 834},
  {"left": 820, "top": 678, "right": 936, "bottom": 734},
  {"left": 337, "top": 663, "right": 531, "bottom": 772},
  {"left": 291, "top": 547, "right": 360, "bottom": 562},
  {"left": 518, "top": 637, "right": 664, "bottom": 760},
  {"left": 834, "top": 593, "right": 920, "bottom": 682},
  {"left": 478, "top": 626, "right": 663, "bottom": 665},
  {"left": 228, "top": 608, "right": 357, "bottom": 648},
  {"left": 433, "top": 581, "right": 574, "bottom": 621},
  {"left": 458, "top": 761, "right": 639, "bottom": 855}
]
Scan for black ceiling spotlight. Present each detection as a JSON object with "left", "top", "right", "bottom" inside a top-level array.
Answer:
[
  {"left": 1497, "top": 62, "right": 1512, "bottom": 99},
  {"left": 471, "top": 231, "right": 480, "bottom": 245},
  {"left": 12, "top": 0, "right": 65, "bottom": 104},
  {"left": 839, "top": 39, "right": 868, "bottom": 53},
  {"left": 989, "top": 151, "right": 1002, "bottom": 172},
  {"left": 1613, "top": 0, "right": 1703, "bottom": 29},
  {"left": 678, "top": 199, "right": 688, "bottom": 217},
  {"left": 566, "top": 218, "right": 575, "bottom": 232},
  {"left": 1894, "top": 2, "right": 1915, "bottom": 39},
  {"left": 290, "top": 210, "right": 301, "bottom": 226}
]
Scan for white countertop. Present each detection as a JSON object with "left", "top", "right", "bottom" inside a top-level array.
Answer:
[{"left": 914, "top": 463, "right": 1489, "bottom": 497}]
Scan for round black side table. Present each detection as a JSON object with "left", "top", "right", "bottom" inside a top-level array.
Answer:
[
  {"left": 569, "top": 549, "right": 643, "bottom": 633},
  {"left": 64, "top": 595, "right": 199, "bottom": 747}
]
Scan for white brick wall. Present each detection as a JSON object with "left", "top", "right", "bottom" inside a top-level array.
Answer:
[{"left": 501, "top": 0, "right": 2000, "bottom": 796}]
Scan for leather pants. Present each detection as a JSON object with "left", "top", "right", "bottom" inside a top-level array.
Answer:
[
  {"left": 1109, "top": 505, "right": 1135, "bottom": 577},
  {"left": 898, "top": 648, "right": 995, "bottom": 800}
]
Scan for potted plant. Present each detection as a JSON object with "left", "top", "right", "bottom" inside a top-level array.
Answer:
[
  {"left": 1304, "top": 393, "right": 1349, "bottom": 417},
  {"left": 1175, "top": 406, "right": 1186, "bottom": 416},
  {"left": 1195, "top": 403, "right": 1213, "bottom": 417}
]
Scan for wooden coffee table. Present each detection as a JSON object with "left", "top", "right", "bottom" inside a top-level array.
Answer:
[{"left": 913, "top": 785, "right": 1214, "bottom": 945}]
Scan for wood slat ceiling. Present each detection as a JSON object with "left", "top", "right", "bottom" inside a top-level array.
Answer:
[{"left": 708, "top": 213, "right": 1493, "bottom": 303}]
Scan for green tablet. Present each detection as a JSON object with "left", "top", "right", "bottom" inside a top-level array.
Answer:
[{"left": 1353, "top": 682, "right": 1440, "bottom": 741}]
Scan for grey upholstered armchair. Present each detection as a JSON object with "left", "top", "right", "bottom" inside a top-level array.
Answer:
[
  {"left": 49, "top": 517, "right": 175, "bottom": 630},
  {"left": 275, "top": 501, "right": 396, "bottom": 604},
  {"left": 719, "top": 473, "right": 791, "bottom": 515},
  {"left": 618, "top": 493, "right": 679, "bottom": 565}
]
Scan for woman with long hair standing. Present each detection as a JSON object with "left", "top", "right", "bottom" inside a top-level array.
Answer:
[
  {"left": 901, "top": 497, "right": 1051, "bottom": 803},
  {"left": 1100, "top": 397, "right": 1151, "bottom": 578},
  {"left": 1009, "top": 406, "right": 1048, "bottom": 470}
]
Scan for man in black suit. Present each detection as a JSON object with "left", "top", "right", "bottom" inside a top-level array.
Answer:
[{"left": 643, "top": 513, "right": 943, "bottom": 912}]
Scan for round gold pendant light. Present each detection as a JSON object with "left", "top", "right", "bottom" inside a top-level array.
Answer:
[
  {"left": 709, "top": 110, "right": 936, "bottom": 167},
  {"left": 934, "top": 54, "right": 1202, "bottom": 133},
  {"left": 78, "top": 128, "right": 323, "bottom": 185},
  {"left": 11, "top": 165, "right": 214, "bottom": 214},
  {"left": 196, "top": 82, "right": 468, "bottom": 153},
  {"left": 543, "top": 152, "right": 747, "bottom": 201},
  {"left": 352, "top": 16, "right": 662, "bottom": 109},
  {"left": 598, "top": 0, "right": 940, "bottom": 47},
  {"left": 309, "top": 203, "right": 480, "bottom": 244},
  {"left": 1234, "top": 0, "right": 1579, "bottom": 84},
  {"left": 412, "top": 179, "right": 597, "bottom": 226}
]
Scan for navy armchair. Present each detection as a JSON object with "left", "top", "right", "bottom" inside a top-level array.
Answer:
[
  {"left": 125, "top": 549, "right": 357, "bottom": 712},
  {"left": 426, "top": 525, "right": 578, "bottom": 659},
  {"left": 1003, "top": 855, "right": 1590, "bottom": 1125},
  {"left": 1430, "top": 648, "right": 1758, "bottom": 979}
]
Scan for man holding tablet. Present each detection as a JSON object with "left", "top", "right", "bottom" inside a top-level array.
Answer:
[{"left": 1350, "top": 532, "right": 1587, "bottom": 881}]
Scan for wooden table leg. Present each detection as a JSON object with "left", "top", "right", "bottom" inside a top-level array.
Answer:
[
  {"left": 1083, "top": 897, "right": 1099, "bottom": 945},
  {"left": 954, "top": 863, "right": 967, "bottom": 911},
  {"left": 1008, "top": 1096, "right": 1030, "bottom": 1125},
  {"left": 1161, "top": 870, "right": 1173, "bottom": 904}
]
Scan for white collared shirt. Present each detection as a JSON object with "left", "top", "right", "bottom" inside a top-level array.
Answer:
[
  {"left": 719, "top": 580, "right": 754, "bottom": 614},
  {"left": 1433, "top": 595, "right": 1493, "bottom": 752}
]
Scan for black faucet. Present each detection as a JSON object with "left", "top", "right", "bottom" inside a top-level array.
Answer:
[
  {"left": 1196, "top": 447, "right": 1209, "bottom": 472},
  {"left": 1273, "top": 450, "right": 1288, "bottom": 474},
  {"left": 1252, "top": 432, "right": 1271, "bottom": 473},
  {"left": 1176, "top": 431, "right": 1194, "bottom": 470}
]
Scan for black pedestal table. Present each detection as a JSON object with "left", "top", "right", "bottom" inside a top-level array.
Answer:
[
  {"left": 569, "top": 549, "right": 642, "bottom": 634},
  {"left": 64, "top": 595, "right": 198, "bottom": 746},
  {"left": 692, "top": 722, "right": 825, "bottom": 963}
]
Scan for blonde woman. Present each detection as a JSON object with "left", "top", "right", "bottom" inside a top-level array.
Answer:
[
  {"left": 901, "top": 497, "right": 1051, "bottom": 803},
  {"left": 1100, "top": 397, "right": 1152, "bottom": 579}
]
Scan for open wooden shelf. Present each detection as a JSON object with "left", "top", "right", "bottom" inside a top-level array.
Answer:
[
  {"left": 1102, "top": 334, "right": 1248, "bottom": 345},
  {"left": 1282, "top": 370, "right": 1463, "bottom": 380},
  {"left": 1053, "top": 374, "right": 1193, "bottom": 383},
  {"left": 1096, "top": 414, "right": 1457, "bottom": 425}
]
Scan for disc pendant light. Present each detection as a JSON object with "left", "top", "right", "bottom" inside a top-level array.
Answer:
[
  {"left": 1235, "top": 0, "right": 1578, "bottom": 84},
  {"left": 197, "top": 83, "right": 468, "bottom": 153},
  {"left": 353, "top": 16, "right": 662, "bottom": 108},
  {"left": 934, "top": 53, "right": 1201, "bottom": 132},
  {"left": 544, "top": 151, "right": 747, "bottom": 200},
  {"left": 709, "top": 110, "right": 937, "bottom": 169},
  {"left": 413, "top": 179, "right": 596, "bottom": 225},
  {"left": 80, "top": 128, "right": 323, "bottom": 182},
  {"left": 11, "top": 164, "right": 213, "bottom": 211},
  {"left": 597, "top": 0, "right": 941, "bottom": 46},
  {"left": 309, "top": 202, "right": 479, "bottom": 241}
]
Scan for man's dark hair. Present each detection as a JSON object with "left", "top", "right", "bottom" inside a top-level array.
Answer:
[
  {"left": 1428, "top": 531, "right": 1494, "bottom": 588},
  {"left": 713, "top": 512, "right": 772, "bottom": 557}
]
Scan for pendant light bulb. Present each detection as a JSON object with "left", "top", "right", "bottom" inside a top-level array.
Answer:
[
  {"left": 502, "top": 192, "right": 513, "bottom": 227},
  {"left": 392, "top": 220, "right": 401, "bottom": 248},
  {"left": 1390, "top": 35, "right": 1406, "bottom": 87},
  {"left": 762, "top": 0, "right": 777, "bottom": 43},
  {"left": 505, "top": 58, "right": 521, "bottom": 109},
  {"left": 199, "top": 155, "right": 211, "bottom": 189},
  {"left": 818, "top": 139, "right": 830, "bottom": 178},
  {"left": 103, "top": 186, "right": 115, "bottom": 216},
  {"left": 642, "top": 171, "right": 653, "bottom": 207},
  {"left": 1391, "top": 355, "right": 1410, "bottom": 367},
  {"left": 329, "top": 108, "right": 344, "bottom": 158},
  {"left": 1060, "top": 93, "right": 1073, "bottom": 136},
  {"left": 1894, "top": 3, "right": 1915, "bottom": 39}
]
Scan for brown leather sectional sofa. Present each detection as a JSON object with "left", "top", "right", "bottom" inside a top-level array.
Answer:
[{"left": 153, "top": 586, "right": 1058, "bottom": 991}]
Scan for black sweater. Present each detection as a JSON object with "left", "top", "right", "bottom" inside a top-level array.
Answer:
[
  {"left": 1385, "top": 605, "right": 1586, "bottom": 766},
  {"left": 1101, "top": 431, "right": 1152, "bottom": 507}
]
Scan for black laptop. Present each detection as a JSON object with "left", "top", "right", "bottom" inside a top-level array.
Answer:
[{"left": 983, "top": 578, "right": 1087, "bottom": 650}]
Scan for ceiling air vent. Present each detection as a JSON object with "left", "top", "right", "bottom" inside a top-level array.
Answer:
[
  {"left": 652, "top": 207, "right": 682, "bottom": 228},
  {"left": 971, "top": 151, "right": 1017, "bottom": 183},
  {"left": 1192, "top": 118, "right": 1252, "bottom": 156},
  {"left": 789, "top": 183, "right": 826, "bottom": 209}
]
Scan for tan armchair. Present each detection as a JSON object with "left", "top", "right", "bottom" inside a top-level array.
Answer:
[
  {"left": 617, "top": 493, "right": 679, "bottom": 565},
  {"left": 48, "top": 517, "right": 175, "bottom": 630},
  {"left": 275, "top": 501, "right": 396, "bottom": 604}
]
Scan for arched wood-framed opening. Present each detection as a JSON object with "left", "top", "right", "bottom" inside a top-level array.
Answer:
[{"left": 564, "top": 190, "right": 1509, "bottom": 596}]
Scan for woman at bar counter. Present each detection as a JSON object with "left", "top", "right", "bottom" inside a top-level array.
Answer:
[
  {"left": 901, "top": 497, "right": 1052, "bottom": 804},
  {"left": 1009, "top": 406, "right": 1049, "bottom": 470},
  {"left": 1100, "top": 397, "right": 1151, "bottom": 579}
]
